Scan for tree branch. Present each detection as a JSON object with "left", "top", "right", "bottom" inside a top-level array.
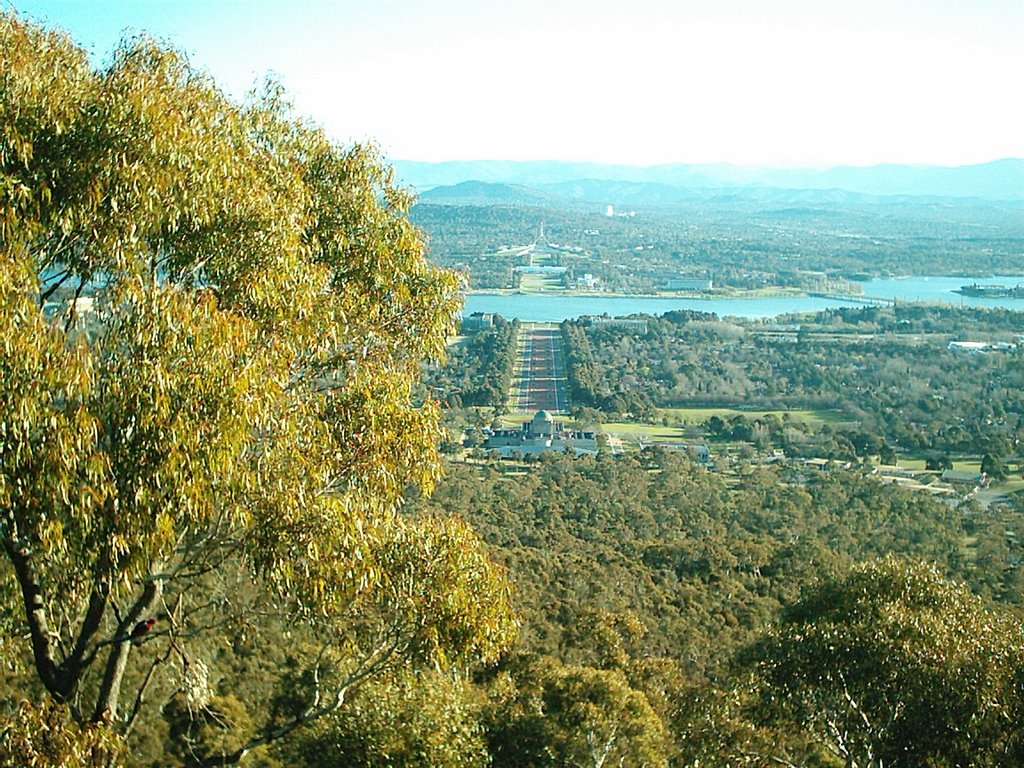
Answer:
[
  {"left": 91, "top": 576, "right": 163, "bottom": 723},
  {"left": 63, "top": 276, "right": 88, "bottom": 334},
  {"left": 123, "top": 640, "right": 174, "bottom": 737},
  {"left": 3, "top": 536, "right": 64, "bottom": 698},
  {"left": 193, "top": 636, "right": 403, "bottom": 767},
  {"left": 60, "top": 586, "right": 109, "bottom": 683},
  {"left": 740, "top": 751, "right": 806, "bottom": 768},
  {"left": 39, "top": 267, "right": 72, "bottom": 304}
]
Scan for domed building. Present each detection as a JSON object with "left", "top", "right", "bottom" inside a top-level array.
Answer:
[
  {"left": 479, "top": 411, "right": 608, "bottom": 457},
  {"left": 529, "top": 410, "right": 556, "bottom": 438}
]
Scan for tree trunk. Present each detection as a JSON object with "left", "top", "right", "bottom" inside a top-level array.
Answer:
[{"left": 3, "top": 537, "right": 64, "bottom": 698}]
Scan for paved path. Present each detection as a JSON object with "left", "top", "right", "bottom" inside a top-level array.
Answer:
[{"left": 512, "top": 324, "right": 569, "bottom": 414}]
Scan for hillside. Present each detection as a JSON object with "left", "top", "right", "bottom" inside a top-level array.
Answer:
[
  {"left": 418, "top": 180, "right": 566, "bottom": 206},
  {"left": 395, "top": 158, "right": 1024, "bottom": 202}
]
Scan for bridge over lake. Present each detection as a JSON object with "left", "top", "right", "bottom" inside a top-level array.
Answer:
[{"left": 808, "top": 292, "right": 896, "bottom": 307}]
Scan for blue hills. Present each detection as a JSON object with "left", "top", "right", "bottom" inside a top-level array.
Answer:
[{"left": 396, "top": 158, "right": 1024, "bottom": 205}]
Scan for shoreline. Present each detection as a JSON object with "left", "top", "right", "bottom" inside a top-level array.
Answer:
[
  {"left": 466, "top": 287, "right": 807, "bottom": 300},
  {"left": 461, "top": 275, "right": 1024, "bottom": 322}
]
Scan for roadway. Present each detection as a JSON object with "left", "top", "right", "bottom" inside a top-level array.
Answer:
[{"left": 512, "top": 324, "right": 569, "bottom": 414}]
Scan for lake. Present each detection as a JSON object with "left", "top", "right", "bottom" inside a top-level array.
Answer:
[{"left": 463, "top": 275, "right": 1024, "bottom": 322}]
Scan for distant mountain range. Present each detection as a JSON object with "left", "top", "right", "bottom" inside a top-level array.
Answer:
[
  {"left": 416, "top": 180, "right": 564, "bottom": 207},
  {"left": 393, "top": 158, "right": 1024, "bottom": 204}
]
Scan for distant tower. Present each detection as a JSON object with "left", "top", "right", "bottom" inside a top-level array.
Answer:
[
  {"left": 536, "top": 221, "right": 546, "bottom": 246},
  {"left": 606, "top": 205, "right": 614, "bottom": 217}
]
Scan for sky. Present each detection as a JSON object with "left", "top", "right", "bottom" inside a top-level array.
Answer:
[{"left": 8, "top": 0, "right": 1024, "bottom": 168}]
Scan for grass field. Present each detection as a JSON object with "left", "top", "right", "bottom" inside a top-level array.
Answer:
[
  {"left": 496, "top": 413, "right": 533, "bottom": 426},
  {"left": 998, "top": 478, "right": 1024, "bottom": 494},
  {"left": 602, "top": 407, "right": 848, "bottom": 444},
  {"left": 517, "top": 273, "right": 565, "bottom": 292},
  {"left": 888, "top": 458, "right": 986, "bottom": 474},
  {"left": 953, "top": 459, "right": 982, "bottom": 473},
  {"left": 601, "top": 422, "right": 689, "bottom": 442},
  {"left": 656, "top": 407, "right": 848, "bottom": 425},
  {"left": 892, "top": 458, "right": 928, "bottom": 470}
]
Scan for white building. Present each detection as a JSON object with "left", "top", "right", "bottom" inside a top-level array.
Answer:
[
  {"left": 947, "top": 341, "right": 1014, "bottom": 353},
  {"left": 461, "top": 312, "right": 496, "bottom": 331},
  {"left": 482, "top": 411, "right": 607, "bottom": 457}
]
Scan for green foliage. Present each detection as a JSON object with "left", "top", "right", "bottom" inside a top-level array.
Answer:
[
  {"left": 163, "top": 694, "right": 264, "bottom": 767},
  {"left": 288, "top": 669, "right": 489, "bottom": 768},
  {"left": 566, "top": 307, "right": 1024, "bottom": 455},
  {"left": 562, "top": 320, "right": 604, "bottom": 408},
  {"left": 926, "top": 454, "right": 954, "bottom": 471},
  {"left": 741, "top": 559, "right": 1024, "bottom": 767},
  {"left": 0, "top": 699, "right": 123, "bottom": 768},
  {"left": 0, "top": 10, "right": 512, "bottom": 765},
  {"left": 365, "top": 514, "right": 518, "bottom": 668},
  {"left": 421, "top": 453, "right": 974, "bottom": 673},
  {"left": 429, "top": 317, "right": 519, "bottom": 408},
  {"left": 980, "top": 452, "right": 1006, "bottom": 480},
  {"left": 486, "top": 657, "right": 671, "bottom": 768}
]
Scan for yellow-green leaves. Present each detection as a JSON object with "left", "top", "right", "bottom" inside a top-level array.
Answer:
[
  {"left": 0, "top": 257, "right": 98, "bottom": 576},
  {"left": 486, "top": 658, "right": 672, "bottom": 768},
  {"left": 0, "top": 13, "right": 512, "bottom": 756},
  {"left": 0, "top": 699, "right": 123, "bottom": 767},
  {"left": 369, "top": 515, "right": 518, "bottom": 666},
  {"left": 1, "top": 12, "right": 93, "bottom": 245},
  {"left": 90, "top": 279, "right": 271, "bottom": 576},
  {"left": 742, "top": 558, "right": 1024, "bottom": 766}
]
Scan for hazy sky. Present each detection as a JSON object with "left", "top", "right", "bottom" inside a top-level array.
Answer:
[{"left": 10, "top": 0, "right": 1024, "bottom": 167}]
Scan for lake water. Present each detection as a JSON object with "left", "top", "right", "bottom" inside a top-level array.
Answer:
[{"left": 463, "top": 275, "right": 1024, "bottom": 322}]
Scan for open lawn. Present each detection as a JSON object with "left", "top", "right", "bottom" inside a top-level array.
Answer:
[
  {"left": 953, "top": 459, "right": 982, "bottom": 473},
  {"left": 996, "top": 478, "right": 1024, "bottom": 494},
  {"left": 605, "top": 407, "right": 848, "bottom": 443},
  {"left": 518, "top": 273, "right": 565, "bottom": 292},
  {"left": 657, "top": 407, "right": 848, "bottom": 425},
  {"left": 601, "top": 422, "right": 689, "bottom": 442},
  {"left": 495, "top": 413, "right": 533, "bottom": 426},
  {"left": 892, "top": 458, "right": 928, "bottom": 470},
  {"left": 885, "top": 458, "right": 983, "bottom": 472}
]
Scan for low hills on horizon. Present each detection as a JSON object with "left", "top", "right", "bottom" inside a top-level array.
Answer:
[{"left": 392, "top": 157, "right": 1024, "bottom": 206}]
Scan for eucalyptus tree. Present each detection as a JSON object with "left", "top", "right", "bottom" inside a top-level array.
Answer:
[
  {"left": 286, "top": 667, "right": 491, "bottom": 768},
  {"left": 741, "top": 559, "right": 1024, "bottom": 767},
  {"left": 1, "top": 11, "right": 515, "bottom": 765},
  {"left": 487, "top": 657, "right": 671, "bottom": 768}
]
